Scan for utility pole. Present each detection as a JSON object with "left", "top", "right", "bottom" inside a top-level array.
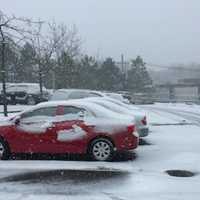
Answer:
[
  {"left": 121, "top": 54, "right": 124, "bottom": 73},
  {"left": 121, "top": 54, "right": 127, "bottom": 89},
  {"left": 0, "top": 28, "right": 8, "bottom": 116}
]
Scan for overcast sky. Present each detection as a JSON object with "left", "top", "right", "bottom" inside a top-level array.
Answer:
[{"left": 1, "top": 0, "right": 200, "bottom": 65}]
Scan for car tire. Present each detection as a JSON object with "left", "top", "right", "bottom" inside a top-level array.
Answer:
[
  {"left": 27, "top": 96, "right": 36, "bottom": 105},
  {"left": 0, "top": 138, "right": 10, "bottom": 160},
  {"left": 88, "top": 138, "right": 114, "bottom": 161}
]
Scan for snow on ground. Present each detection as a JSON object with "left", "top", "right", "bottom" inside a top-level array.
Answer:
[
  {"left": 0, "top": 160, "right": 132, "bottom": 173},
  {"left": 147, "top": 102, "right": 200, "bottom": 114},
  {"left": 139, "top": 103, "right": 200, "bottom": 126},
  {"left": 0, "top": 104, "right": 199, "bottom": 199},
  {"left": 143, "top": 107, "right": 192, "bottom": 125}
]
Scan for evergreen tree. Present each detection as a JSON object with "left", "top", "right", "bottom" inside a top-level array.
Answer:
[
  {"left": 97, "top": 57, "right": 123, "bottom": 91},
  {"left": 78, "top": 55, "right": 99, "bottom": 89},
  {"left": 127, "top": 56, "right": 152, "bottom": 92},
  {"left": 55, "top": 51, "right": 78, "bottom": 88}
]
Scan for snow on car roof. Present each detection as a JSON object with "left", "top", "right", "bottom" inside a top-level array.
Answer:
[
  {"left": 19, "top": 100, "right": 133, "bottom": 123},
  {"left": 6, "top": 83, "right": 47, "bottom": 93},
  {"left": 83, "top": 97, "right": 131, "bottom": 113},
  {"left": 55, "top": 89, "right": 105, "bottom": 95},
  {"left": 82, "top": 97, "right": 146, "bottom": 121},
  {"left": 7, "top": 83, "right": 39, "bottom": 87}
]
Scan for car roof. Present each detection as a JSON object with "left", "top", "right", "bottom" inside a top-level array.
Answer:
[
  {"left": 55, "top": 89, "right": 104, "bottom": 94},
  {"left": 20, "top": 100, "right": 133, "bottom": 121},
  {"left": 52, "top": 89, "right": 106, "bottom": 99}
]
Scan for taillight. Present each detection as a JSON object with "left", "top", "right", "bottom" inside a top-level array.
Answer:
[
  {"left": 127, "top": 124, "right": 135, "bottom": 133},
  {"left": 141, "top": 116, "right": 147, "bottom": 125}
]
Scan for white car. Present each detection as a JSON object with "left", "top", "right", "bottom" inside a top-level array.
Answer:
[
  {"left": 4, "top": 83, "right": 49, "bottom": 105},
  {"left": 105, "top": 92, "right": 130, "bottom": 104},
  {"left": 51, "top": 89, "right": 130, "bottom": 104},
  {"left": 50, "top": 89, "right": 148, "bottom": 137},
  {"left": 82, "top": 97, "right": 149, "bottom": 137},
  {"left": 50, "top": 89, "right": 105, "bottom": 101}
]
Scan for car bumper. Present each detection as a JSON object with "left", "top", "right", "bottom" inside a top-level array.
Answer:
[
  {"left": 138, "top": 127, "right": 149, "bottom": 137},
  {"left": 114, "top": 133, "right": 139, "bottom": 151}
]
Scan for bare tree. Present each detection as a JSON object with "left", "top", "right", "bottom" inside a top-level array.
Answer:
[
  {"left": 47, "top": 22, "right": 81, "bottom": 89},
  {"left": 48, "top": 22, "right": 81, "bottom": 59},
  {"left": 0, "top": 10, "right": 37, "bottom": 116},
  {"left": 30, "top": 21, "right": 81, "bottom": 91}
]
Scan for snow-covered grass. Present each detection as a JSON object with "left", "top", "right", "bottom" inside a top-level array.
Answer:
[{"left": 0, "top": 104, "right": 200, "bottom": 199}]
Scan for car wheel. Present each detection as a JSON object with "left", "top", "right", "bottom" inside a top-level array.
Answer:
[
  {"left": 0, "top": 138, "right": 10, "bottom": 160},
  {"left": 27, "top": 96, "right": 36, "bottom": 105},
  {"left": 89, "top": 138, "right": 114, "bottom": 161}
]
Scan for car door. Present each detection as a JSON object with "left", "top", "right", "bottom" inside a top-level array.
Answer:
[
  {"left": 52, "top": 105, "right": 89, "bottom": 154},
  {"left": 13, "top": 106, "right": 58, "bottom": 153}
]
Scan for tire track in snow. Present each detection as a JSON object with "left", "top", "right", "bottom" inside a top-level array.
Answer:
[{"left": 143, "top": 106, "right": 200, "bottom": 127}]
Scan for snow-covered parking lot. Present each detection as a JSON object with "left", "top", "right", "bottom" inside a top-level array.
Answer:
[{"left": 0, "top": 103, "right": 200, "bottom": 200}]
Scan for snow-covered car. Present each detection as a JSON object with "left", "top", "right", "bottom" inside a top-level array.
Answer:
[
  {"left": 50, "top": 89, "right": 105, "bottom": 101},
  {"left": 4, "top": 83, "right": 50, "bottom": 105},
  {"left": 82, "top": 97, "right": 149, "bottom": 137},
  {"left": 0, "top": 101, "right": 139, "bottom": 161},
  {"left": 105, "top": 92, "right": 130, "bottom": 104},
  {"left": 51, "top": 89, "right": 131, "bottom": 104},
  {"left": 50, "top": 90, "right": 148, "bottom": 137}
]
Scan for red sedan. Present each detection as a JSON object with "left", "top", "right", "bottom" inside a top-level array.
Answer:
[{"left": 0, "top": 101, "right": 139, "bottom": 161}]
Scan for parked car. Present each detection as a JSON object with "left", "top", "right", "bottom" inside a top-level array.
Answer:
[
  {"left": 3, "top": 83, "right": 50, "bottom": 105},
  {"left": 105, "top": 92, "right": 130, "bottom": 104},
  {"left": 50, "top": 89, "right": 130, "bottom": 103},
  {"left": 50, "top": 89, "right": 148, "bottom": 136},
  {"left": 131, "top": 92, "right": 154, "bottom": 104},
  {"left": 0, "top": 101, "right": 139, "bottom": 161},
  {"left": 82, "top": 97, "right": 149, "bottom": 137},
  {"left": 50, "top": 89, "right": 107, "bottom": 101},
  {"left": 50, "top": 89, "right": 148, "bottom": 137}
]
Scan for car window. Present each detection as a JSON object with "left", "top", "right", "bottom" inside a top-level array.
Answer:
[
  {"left": 62, "top": 106, "right": 85, "bottom": 115},
  {"left": 57, "top": 105, "right": 93, "bottom": 119},
  {"left": 68, "top": 91, "right": 89, "bottom": 99},
  {"left": 50, "top": 91, "right": 70, "bottom": 101},
  {"left": 21, "top": 107, "right": 57, "bottom": 119}
]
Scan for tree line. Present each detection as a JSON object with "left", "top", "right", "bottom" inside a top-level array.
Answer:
[{"left": 1, "top": 10, "right": 152, "bottom": 93}]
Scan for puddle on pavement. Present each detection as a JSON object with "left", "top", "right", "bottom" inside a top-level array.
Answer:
[
  {"left": 0, "top": 170, "right": 129, "bottom": 184},
  {"left": 165, "top": 170, "right": 196, "bottom": 177}
]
